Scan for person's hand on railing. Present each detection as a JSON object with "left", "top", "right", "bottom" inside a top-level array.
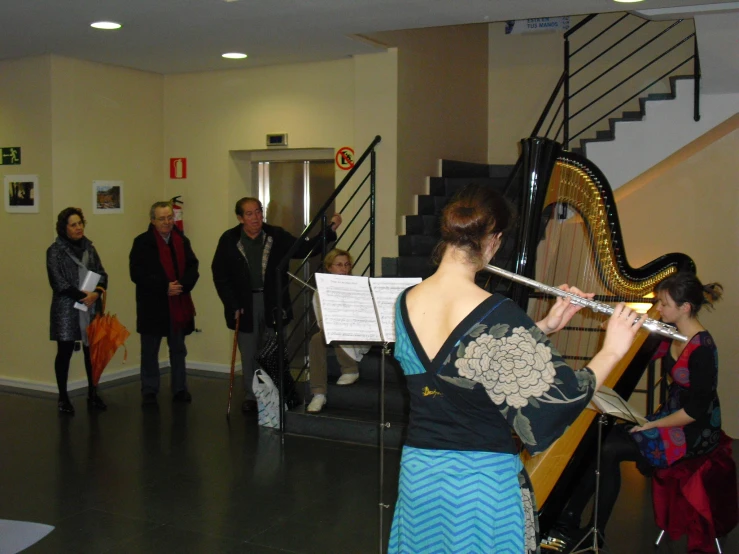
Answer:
[{"left": 330, "top": 213, "right": 343, "bottom": 231}]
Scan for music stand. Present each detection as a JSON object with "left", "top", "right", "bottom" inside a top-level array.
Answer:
[{"left": 570, "top": 413, "right": 610, "bottom": 554}]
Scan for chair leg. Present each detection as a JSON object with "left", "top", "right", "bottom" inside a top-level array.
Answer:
[{"left": 654, "top": 529, "right": 665, "bottom": 547}]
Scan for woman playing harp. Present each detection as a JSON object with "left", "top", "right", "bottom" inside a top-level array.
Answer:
[{"left": 388, "top": 184, "right": 644, "bottom": 553}]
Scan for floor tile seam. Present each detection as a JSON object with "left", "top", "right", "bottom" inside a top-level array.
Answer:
[
  {"left": 86, "top": 506, "right": 179, "bottom": 527},
  {"left": 96, "top": 522, "right": 168, "bottom": 553}
]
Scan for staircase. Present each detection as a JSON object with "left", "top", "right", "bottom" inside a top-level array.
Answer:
[{"left": 285, "top": 159, "right": 516, "bottom": 448}]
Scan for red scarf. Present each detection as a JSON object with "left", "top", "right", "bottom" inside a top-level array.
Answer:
[{"left": 153, "top": 228, "right": 195, "bottom": 332}]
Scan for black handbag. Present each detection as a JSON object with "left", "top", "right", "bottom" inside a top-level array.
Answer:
[{"left": 257, "top": 332, "right": 299, "bottom": 408}]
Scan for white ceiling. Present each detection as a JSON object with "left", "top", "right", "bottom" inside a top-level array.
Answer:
[{"left": 1, "top": 0, "right": 736, "bottom": 74}]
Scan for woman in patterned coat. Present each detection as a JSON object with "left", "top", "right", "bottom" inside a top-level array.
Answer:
[
  {"left": 46, "top": 207, "right": 108, "bottom": 414},
  {"left": 388, "top": 185, "right": 645, "bottom": 554}
]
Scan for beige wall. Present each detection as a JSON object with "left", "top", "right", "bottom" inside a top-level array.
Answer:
[
  {"left": 0, "top": 56, "right": 55, "bottom": 389},
  {"left": 50, "top": 56, "right": 164, "bottom": 385},
  {"left": 615, "top": 117, "right": 739, "bottom": 436},
  {"left": 0, "top": 55, "right": 163, "bottom": 389},
  {"left": 488, "top": 23, "right": 564, "bottom": 163},
  {"left": 162, "top": 54, "right": 397, "bottom": 368},
  {"left": 373, "top": 25, "right": 488, "bottom": 229}
]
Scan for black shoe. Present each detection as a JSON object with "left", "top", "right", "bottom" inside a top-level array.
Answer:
[
  {"left": 87, "top": 394, "right": 107, "bottom": 411},
  {"left": 142, "top": 393, "right": 158, "bottom": 406},
  {"left": 172, "top": 390, "right": 192, "bottom": 403},
  {"left": 58, "top": 398, "right": 75, "bottom": 415},
  {"left": 241, "top": 399, "right": 257, "bottom": 413}
]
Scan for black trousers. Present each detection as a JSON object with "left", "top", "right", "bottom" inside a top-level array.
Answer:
[
  {"left": 55, "top": 341, "right": 94, "bottom": 399},
  {"left": 562, "top": 423, "right": 643, "bottom": 534}
]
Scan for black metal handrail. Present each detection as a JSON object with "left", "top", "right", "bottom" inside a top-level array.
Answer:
[
  {"left": 533, "top": 13, "right": 700, "bottom": 152},
  {"left": 274, "top": 135, "right": 381, "bottom": 434}
]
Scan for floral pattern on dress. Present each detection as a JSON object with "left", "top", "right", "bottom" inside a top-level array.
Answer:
[
  {"left": 455, "top": 322, "right": 593, "bottom": 450},
  {"left": 456, "top": 325, "right": 557, "bottom": 409}
]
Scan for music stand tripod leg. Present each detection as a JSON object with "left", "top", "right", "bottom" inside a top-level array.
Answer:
[{"left": 571, "top": 413, "right": 610, "bottom": 554}]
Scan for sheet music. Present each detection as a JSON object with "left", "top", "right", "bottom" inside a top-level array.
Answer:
[
  {"left": 368, "top": 277, "right": 422, "bottom": 342},
  {"left": 315, "top": 274, "right": 382, "bottom": 343},
  {"left": 587, "top": 385, "right": 648, "bottom": 425}
]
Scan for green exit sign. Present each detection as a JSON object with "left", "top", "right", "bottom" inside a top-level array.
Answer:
[{"left": 1, "top": 147, "right": 21, "bottom": 165}]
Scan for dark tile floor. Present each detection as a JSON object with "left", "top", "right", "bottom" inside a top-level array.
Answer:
[{"left": 0, "top": 374, "right": 736, "bottom": 553}]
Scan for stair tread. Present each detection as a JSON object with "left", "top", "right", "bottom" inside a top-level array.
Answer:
[{"left": 289, "top": 404, "right": 408, "bottom": 423}]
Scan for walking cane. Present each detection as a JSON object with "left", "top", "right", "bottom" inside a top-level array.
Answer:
[{"left": 226, "top": 312, "right": 240, "bottom": 420}]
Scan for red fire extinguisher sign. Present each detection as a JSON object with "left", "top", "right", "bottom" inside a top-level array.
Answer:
[{"left": 170, "top": 158, "right": 187, "bottom": 179}]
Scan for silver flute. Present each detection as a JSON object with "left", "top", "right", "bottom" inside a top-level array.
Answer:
[{"left": 484, "top": 264, "right": 687, "bottom": 342}]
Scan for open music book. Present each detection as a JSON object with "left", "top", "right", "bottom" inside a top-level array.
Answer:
[
  {"left": 314, "top": 274, "right": 421, "bottom": 343},
  {"left": 588, "top": 385, "right": 648, "bottom": 425}
]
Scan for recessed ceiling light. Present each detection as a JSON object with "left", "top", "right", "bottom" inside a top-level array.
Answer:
[
  {"left": 613, "top": 0, "right": 644, "bottom": 3},
  {"left": 91, "top": 21, "right": 122, "bottom": 30},
  {"left": 222, "top": 52, "right": 248, "bottom": 59}
]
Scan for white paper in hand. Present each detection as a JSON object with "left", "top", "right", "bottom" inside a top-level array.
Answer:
[{"left": 74, "top": 270, "right": 101, "bottom": 312}]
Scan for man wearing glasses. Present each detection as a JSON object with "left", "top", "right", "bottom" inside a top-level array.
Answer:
[
  {"left": 212, "top": 197, "right": 341, "bottom": 413},
  {"left": 130, "top": 201, "right": 200, "bottom": 405}
]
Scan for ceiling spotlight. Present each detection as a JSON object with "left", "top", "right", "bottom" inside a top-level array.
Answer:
[
  {"left": 222, "top": 52, "right": 248, "bottom": 59},
  {"left": 91, "top": 21, "right": 122, "bottom": 30}
]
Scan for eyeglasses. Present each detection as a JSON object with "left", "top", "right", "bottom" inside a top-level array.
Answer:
[{"left": 331, "top": 262, "right": 352, "bottom": 268}]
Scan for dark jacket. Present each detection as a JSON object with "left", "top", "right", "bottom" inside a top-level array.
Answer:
[
  {"left": 47, "top": 236, "right": 108, "bottom": 341},
  {"left": 211, "top": 223, "right": 335, "bottom": 332},
  {"left": 129, "top": 225, "right": 199, "bottom": 336}
]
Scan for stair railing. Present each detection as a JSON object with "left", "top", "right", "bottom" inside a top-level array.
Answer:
[
  {"left": 274, "top": 135, "right": 381, "bottom": 434},
  {"left": 532, "top": 12, "right": 700, "bottom": 152}
]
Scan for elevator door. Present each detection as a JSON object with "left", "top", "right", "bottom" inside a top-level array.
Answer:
[{"left": 257, "top": 160, "right": 335, "bottom": 368}]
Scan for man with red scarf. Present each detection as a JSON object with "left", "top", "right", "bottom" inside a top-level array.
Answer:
[{"left": 130, "top": 201, "right": 200, "bottom": 405}]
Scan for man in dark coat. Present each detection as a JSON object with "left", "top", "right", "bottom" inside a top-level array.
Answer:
[
  {"left": 211, "top": 197, "right": 341, "bottom": 413},
  {"left": 130, "top": 201, "right": 199, "bottom": 405}
]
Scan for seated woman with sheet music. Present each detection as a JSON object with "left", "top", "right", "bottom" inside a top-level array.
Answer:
[
  {"left": 306, "top": 248, "right": 369, "bottom": 414},
  {"left": 387, "top": 184, "right": 645, "bottom": 554},
  {"left": 552, "top": 271, "right": 723, "bottom": 549}
]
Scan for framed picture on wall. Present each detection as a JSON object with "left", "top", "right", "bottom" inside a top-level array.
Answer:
[
  {"left": 4, "top": 174, "right": 39, "bottom": 213},
  {"left": 92, "top": 180, "right": 124, "bottom": 214}
]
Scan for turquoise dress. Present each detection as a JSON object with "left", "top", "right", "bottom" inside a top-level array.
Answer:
[{"left": 389, "top": 291, "right": 597, "bottom": 554}]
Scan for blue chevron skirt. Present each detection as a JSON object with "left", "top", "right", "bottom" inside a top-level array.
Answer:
[{"left": 388, "top": 446, "right": 528, "bottom": 554}]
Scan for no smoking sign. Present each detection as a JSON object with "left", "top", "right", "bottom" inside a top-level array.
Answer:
[{"left": 335, "top": 146, "right": 354, "bottom": 170}]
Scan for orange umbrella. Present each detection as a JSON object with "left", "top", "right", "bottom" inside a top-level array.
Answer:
[{"left": 87, "top": 292, "right": 131, "bottom": 386}]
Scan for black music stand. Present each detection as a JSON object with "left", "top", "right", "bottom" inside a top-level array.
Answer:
[{"left": 570, "top": 413, "right": 610, "bottom": 554}]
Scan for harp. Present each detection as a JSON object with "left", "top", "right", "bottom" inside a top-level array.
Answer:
[{"left": 498, "top": 137, "right": 695, "bottom": 532}]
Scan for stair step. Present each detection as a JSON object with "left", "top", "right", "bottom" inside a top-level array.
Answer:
[
  {"left": 398, "top": 234, "right": 438, "bottom": 256},
  {"left": 429, "top": 176, "right": 509, "bottom": 197},
  {"left": 321, "top": 348, "right": 404, "bottom": 384},
  {"left": 440, "top": 160, "right": 490, "bottom": 178},
  {"left": 285, "top": 405, "right": 407, "bottom": 448},
  {"left": 404, "top": 214, "right": 439, "bottom": 236},
  {"left": 396, "top": 256, "right": 435, "bottom": 279},
  {"left": 319, "top": 380, "right": 408, "bottom": 413},
  {"left": 440, "top": 160, "right": 515, "bottom": 179},
  {"left": 416, "top": 195, "right": 448, "bottom": 216}
]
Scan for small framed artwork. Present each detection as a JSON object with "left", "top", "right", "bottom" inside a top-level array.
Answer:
[
  {"left": 4, "top": 175, "right": 39, "bottom": 213},
  {"left": 93, "top": 180, "right": 124, "bottom": 214}
]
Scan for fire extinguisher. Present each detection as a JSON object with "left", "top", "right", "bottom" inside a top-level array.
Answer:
[{"left": 171, "top": 196, "right": 184, "bottom": 232}]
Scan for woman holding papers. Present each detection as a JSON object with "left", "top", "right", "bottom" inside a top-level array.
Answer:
[
  {"left": 388, "top": 185, "right": 644, "bottom": 554},
  {"left": 307, "top": 248, "right": 369, "bottom": 414},
  {"left": 553, "top": 271, "right": 723, "bottom": 548},
  {"left": 46, "top": 207, "right": 108, "bottom": 414}
]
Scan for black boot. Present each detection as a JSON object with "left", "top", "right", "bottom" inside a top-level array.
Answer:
[
  {"left": 87, "top": 388, "right": 107, "bottom": 411},
  {"left": 58, "top": 396, "right": 75, "bottom": 415}
]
